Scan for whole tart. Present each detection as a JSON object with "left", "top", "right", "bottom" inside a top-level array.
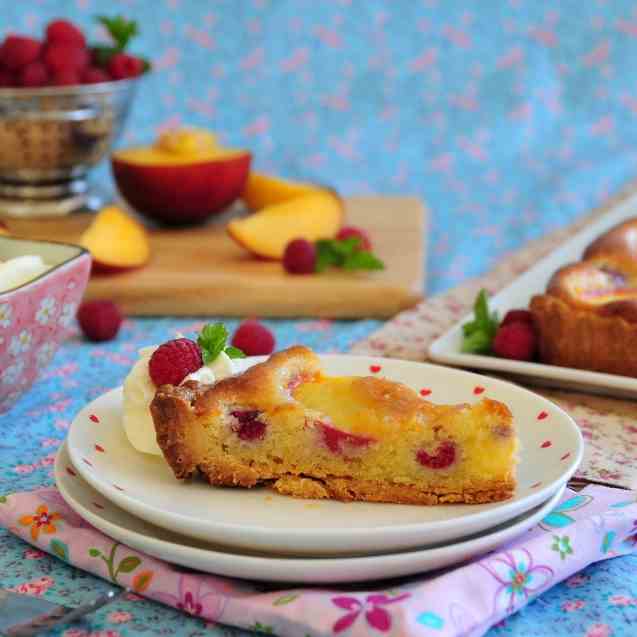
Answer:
[
  {"left": 530, "top": 217, "right": 637, "bottom": 377},
  {"left": 150, "top": 345, "right": 518, "bottom": 505}
]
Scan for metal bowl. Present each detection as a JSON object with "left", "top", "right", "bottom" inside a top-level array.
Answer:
[{"left": 0, "top": 79, "right": 138, "bottom": 216}]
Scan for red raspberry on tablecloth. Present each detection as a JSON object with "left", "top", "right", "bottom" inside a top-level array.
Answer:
[
  {"left": 231, "top": 320, "right": 275, "bottom": 356},
  {"left": 77, "top": 300, "right": 123, "bottom": 343}
]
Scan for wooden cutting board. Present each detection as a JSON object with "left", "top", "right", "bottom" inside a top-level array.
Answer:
[{"left": 4, "top": 196, "right": 426, "bottom": 318}]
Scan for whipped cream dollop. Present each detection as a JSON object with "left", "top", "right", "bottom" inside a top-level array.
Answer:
[
  {"left": 123, "top": 346, "right": 235, "bottom": 455},
  {"left": 0, "top": 255, "right": 50, "bottom": 292}
]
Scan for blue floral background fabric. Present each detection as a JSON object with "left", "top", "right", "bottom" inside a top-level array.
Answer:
[{"left": 2, "top": 0, "right": 637, "bottom": 635}]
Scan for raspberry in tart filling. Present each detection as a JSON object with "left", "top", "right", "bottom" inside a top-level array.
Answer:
[{"left": 150, "top": 346, "right": 518, "bottom": 505}]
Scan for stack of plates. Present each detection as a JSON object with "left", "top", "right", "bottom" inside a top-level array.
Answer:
[{"left": 56, "top": 355, "right": 583, "bottom": 583}]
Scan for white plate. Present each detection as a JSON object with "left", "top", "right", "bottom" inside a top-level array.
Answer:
[
  {"left": 66, "top": 354, "right": 582, "bottom": 556},
  {"left": 429, "top": 192, "right": 637, "bottom": 398},
  {"left": 55, "top": 441, "right": 566, "bottom": 583}
]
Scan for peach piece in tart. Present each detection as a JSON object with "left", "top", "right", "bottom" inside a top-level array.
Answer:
[{"left": 150, "top": 346, "right": 518, "bottom": 505}]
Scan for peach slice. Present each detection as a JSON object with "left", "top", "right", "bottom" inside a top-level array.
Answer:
[
  {"left": 80, "top": 206, "right": 151, "bottom": 274},
  {"left": 241, "top": 173, "right": 321, "bottom": 211},
  {"left": 227, "top": 191, "right": 343, "bottom": 259}
]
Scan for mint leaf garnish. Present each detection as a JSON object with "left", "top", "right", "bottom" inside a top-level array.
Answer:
[
  {"left": 197, "top": 323, "right": 245, "bottom": 363},
  {"left": 315, "top": 237, "right": 385, "bottom": 272},
  {"left": 197, "top": 323, "right": 229, "bottom": 365},
  {"left": 461, "top": 289, "right": 500, "bottom": 354},
  {"left": 342, "top": 250, "right": 385, "bottom": 271},
  {"left": 97, "top": 15, "right": 139, "bottom": 51}
]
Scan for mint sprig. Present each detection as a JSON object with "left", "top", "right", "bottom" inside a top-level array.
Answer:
[
  {"left": 461, "top": 289, "right": 500, "bottom": 354},
  {"left": 98, "top": 15, "right": 139, "bottom": 50},
  {"left": 197, "top": 324, "right": 245, "bottom": 364},
  {"left": 315, "top": 237, "right": 385, "bottom": 273},
  {"left": 94, "top": 15, "right": 152, "bottom": 70}
]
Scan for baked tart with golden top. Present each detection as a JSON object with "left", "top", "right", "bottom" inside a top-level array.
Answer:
[
  {"left": 531, "top": 217, "right": 637, "bottom": 376},
  {"left": 151, "top": 346, "right": 518, "bottom": 505}
]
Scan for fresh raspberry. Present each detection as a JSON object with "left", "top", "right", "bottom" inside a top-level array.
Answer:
[
  {"left": 107, "top": 53, "right": 144, "bottom": 80},
  {"left": 148, "top": 338, "right": 203, "bottom": 386},
  {"left": 492, "top": 322, "right": 537, "bottom": 361},
  {"left": 417, "top": 441, "right": 456, "bottom": 469},
  {"left": 501, "top": 309, "right": 534, "bottom": 327},
  {"left": 0, "top": 36, "right": 42, "bottom": 70},
  {"left": 43, "top": 42, "right": 89, "bottom": 74},
  {"left": 283, "top": 238, "right": 316, "bottom": 274},
  {"left": 76, "top": 300, "right": 123, "bottom": 342},
  {"left": 18, "top": 62, "right": 48, "bottom": 87},
  {"left": 46, "top": 19, "right": 86, "bottom": 47},
  {"left": 231, "top": 320, "right": 275, "bottom": 356},
  {"left": 51, "top": 69, "right": 80, "bottom": 86},
  {"left": 0, "top": 68, "right": 16, "bottom": 87},
  {"left": 81, "top": 66, "right": 110, "bottom": 84},
  {"left": 336, "top": 226, "right": 372, "bottom": 251}
]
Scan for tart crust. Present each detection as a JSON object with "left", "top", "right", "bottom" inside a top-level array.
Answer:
[{"left": 531, "top": 293, "right": 637, "bottom": 376}]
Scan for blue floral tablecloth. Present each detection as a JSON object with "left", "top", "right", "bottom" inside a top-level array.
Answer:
[{"left": 3, "top": 0, "right": 637, "bottom": 635}]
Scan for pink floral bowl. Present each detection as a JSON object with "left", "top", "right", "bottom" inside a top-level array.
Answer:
[{"left": 0, "top": 236, "right": 91, "bottom": 413}]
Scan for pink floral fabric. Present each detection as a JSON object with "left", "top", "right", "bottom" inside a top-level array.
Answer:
[{"left": 0, "top": 484, "right": 635, "bottom": 637}]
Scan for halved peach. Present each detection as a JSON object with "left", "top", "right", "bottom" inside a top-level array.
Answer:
[
  {"left": 241, "top": 173, "right": 320, "bottom": 211},
  {"left": 111, "top": 128, "right": 251, "bottom": 225},
  {"left": 80, "top": 205, "right": 150, "bottom": 274},
  {"left": 227, "top": 191, "right": 343, "bottom": 259}
]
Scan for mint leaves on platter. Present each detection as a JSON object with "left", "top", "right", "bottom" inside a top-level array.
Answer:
[
  {"left": 461, "top": 289, "right": 499, "bottom": 354},
  {"left": 315, "top": 237, "right": 385, "bottom": 273},
  {"left": 197, "top": 323, "right": 245, "bottom": 364}
]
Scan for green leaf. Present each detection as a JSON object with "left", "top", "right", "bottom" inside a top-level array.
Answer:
[
  {"left": 97, "top": 15, "right": 139, "bottom": 51},
  {"left": 461, "top": 289, "right": 500, "bottom": 354},
  {"left": 197, "top": 323, "right": 229, "bottom": 365},
  {"left": 461, "top": 330, "right": 493, "bottom": 354},
  {"left": 117, "top": 555, "right": 141, "bottom": 574},
  {"left": 225, "top": 345, "right": 246, "bottom": 359},
  {"left": 315, "top": 239, "right": 341, "bottom": 272},
  {"left": 314, "top": 237, "right": 385, "bottom": 273},
  {"left": 273, "top": 593, "right": 299, "bottom": 606},
  {"left": 342, "top": 250, "right": 385, "bottom": 271},
  {"left": 474, "top": 289, "right": 490, "bottom": 325},
  {"left": 88, "top": 548, "right": 101, "bottom": 557},
  {"left": 330, "top": 236, "right": 360, "bottom": 257},
  {"left": 0, "top": 495, "right": 7, "bottom": 504}
]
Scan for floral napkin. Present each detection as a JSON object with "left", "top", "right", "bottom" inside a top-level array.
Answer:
[
  {"left": 352, "top": 183, "right": 637, "bottom": 490},
  {"left": 0, "top": 485, "right": 635, "bottom": 637}
]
